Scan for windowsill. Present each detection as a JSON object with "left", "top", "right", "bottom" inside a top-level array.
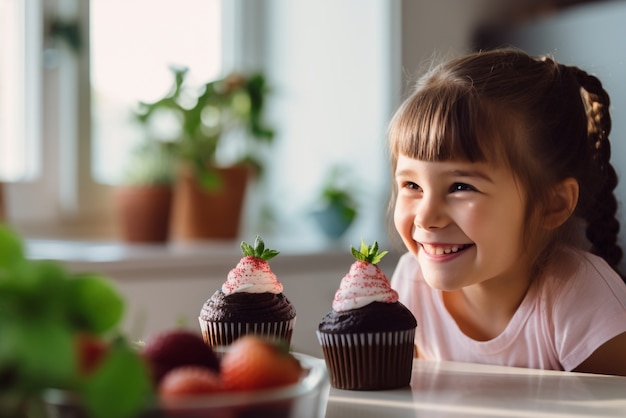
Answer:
[{"left": 25, "top": 236, "right": 404, "bottom": 280}]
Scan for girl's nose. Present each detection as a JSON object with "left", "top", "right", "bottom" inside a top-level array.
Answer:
[{"left": 414, "top": 194, "right": 448, "bottom": 230}]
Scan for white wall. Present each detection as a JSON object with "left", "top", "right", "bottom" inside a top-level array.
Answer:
[
  {"left": 400, "top": 0, "right": 497, "bottom": 81},
  {"left": 495, "top": 1, "right": 626, "bottom": 271},
  {"left": 245, "top": 0, "right": 402, "bottom": 249}
]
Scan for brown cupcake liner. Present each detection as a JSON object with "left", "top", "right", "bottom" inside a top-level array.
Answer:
[
  {"left": 199, "top": 317, "right": 296, "bottom": 349},
  {"left": 316, "top": 329, "right": 415, "bottom": 390}
]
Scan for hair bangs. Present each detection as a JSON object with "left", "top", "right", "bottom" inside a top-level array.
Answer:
[{"left": 389, "top": 83, "right": 498, "bottom": 163}]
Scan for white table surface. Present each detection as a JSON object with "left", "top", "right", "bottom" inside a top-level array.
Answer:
[{"left": 324, "top": 359, "right": 626, "bottom": 418}]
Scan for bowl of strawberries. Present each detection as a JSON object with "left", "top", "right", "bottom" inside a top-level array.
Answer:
[{"left": 44, "top": 332, "right": 330, "bottom": 418}]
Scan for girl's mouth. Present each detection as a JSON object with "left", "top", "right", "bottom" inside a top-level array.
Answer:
[{"left": 421, "top": 243, "right": 472, "bottom": 256}]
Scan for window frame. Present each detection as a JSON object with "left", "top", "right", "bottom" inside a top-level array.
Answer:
[{"left": 4, "top": 0, "right": 255, "bottom": 239}]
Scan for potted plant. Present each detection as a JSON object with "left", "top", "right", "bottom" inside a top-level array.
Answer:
[
  {"left": 0, "top": 182, "right": 5, "bottom": 223},
  {"left": 310, "top": 165, "right": 359, "bottom": 241},
  {"left": 113, "top": 140, "right": 176, "bottom": 243},
  {"left": 0, "top": 225, "right": 152, "bottom": 418},
  {"left": 134, "top": 67, "right": 275, "bottom": 240}
]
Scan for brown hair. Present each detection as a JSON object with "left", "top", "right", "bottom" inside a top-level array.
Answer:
[{"left": 388, "top": 48, "right": 622, "bottom": 278}]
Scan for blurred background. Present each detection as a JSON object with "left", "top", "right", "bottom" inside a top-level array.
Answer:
[{"left": 1, "top": 0, "right": 625, "bottom": 260}]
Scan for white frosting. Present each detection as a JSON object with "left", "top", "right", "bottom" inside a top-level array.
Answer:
[
  {"left": 332, "top": 260, "right": 398, "bottom": 312},
  {"left": 221, "top": 256, "right": 283, "bottom": 295}
]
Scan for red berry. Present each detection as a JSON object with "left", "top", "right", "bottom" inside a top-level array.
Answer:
[
  {"left": 159, "top": 366, "right": 223, "bottom": 398},
  {"left": 75, "top": 333, "right": 108, "bottom": 375},
  {"left": 220, "top": 336, "right": 302, "bottom": 391},
  {"left": 141, "top": 330, "right": 220, "bottom": 384}
]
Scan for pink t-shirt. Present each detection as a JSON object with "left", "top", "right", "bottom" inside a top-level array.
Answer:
[{"left": 391, "top": 248, "right": 626, "bottom": 371}]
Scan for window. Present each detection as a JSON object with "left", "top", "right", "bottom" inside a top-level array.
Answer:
[
  {"left": 91, "top": 0, "right": 222, "bottom": 185},
  {"left": 1, "top": 0, "right": 228, "bottom": 238},
  {"left": 0, "top": 0, "right": 40, "bottom": 181}
]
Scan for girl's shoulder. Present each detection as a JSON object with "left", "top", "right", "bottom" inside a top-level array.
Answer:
[
  {"left": 540, "top": 248, "right": 626, "bottom": 371},
  {"left": 544, "top": 247, "right": 624, "bottom": 290},
  {"left": 539, "top": 247, "right": 626, "bottom": 312}
]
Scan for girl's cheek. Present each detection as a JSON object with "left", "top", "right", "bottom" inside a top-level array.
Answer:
[{"left": 393, "top": 201, "right": 411, "bottom": 235}]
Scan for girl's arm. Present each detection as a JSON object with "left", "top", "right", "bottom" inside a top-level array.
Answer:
[{"left": 572, "top": 331, "right": 626, "bottom": 376}]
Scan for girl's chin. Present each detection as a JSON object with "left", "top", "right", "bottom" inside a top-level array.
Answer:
[
  {"left": 425, "top": 280, "right": 464, "bottom": 292},
  {"left": 421, "top": 270, "right": 469, "bottom": 292}
]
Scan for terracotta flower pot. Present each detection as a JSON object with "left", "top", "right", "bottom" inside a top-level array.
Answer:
[
  {"left": 114, "top": 185, "right": 173, "bottom": 243},
  {"left": 170, "top": 165, "right": 249, "bottom": 241}
]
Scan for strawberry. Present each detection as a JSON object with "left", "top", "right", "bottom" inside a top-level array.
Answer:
[
  {"left": 141, "top": 329, "right": 220, "bottom": 384},
  {"left": 158, "top": 366, "right": 224, "bottom": 398},
  {"left": 220, "top": 335, "right": 302, "bottom": 391},
  {"left": 75, "top": 333, "right": 108, "bottom": 375}
]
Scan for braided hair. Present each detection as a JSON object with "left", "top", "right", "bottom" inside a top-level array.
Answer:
[
  {"left": 388, "top": 48, "right": 623, "bottom": 279},
  {"left": 560, "top": 64, "right": 622, "bottom": 272}
]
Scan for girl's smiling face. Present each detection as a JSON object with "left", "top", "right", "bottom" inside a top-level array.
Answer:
[{"left": 393, "top": 153, "right": 532, "bottom": 291}]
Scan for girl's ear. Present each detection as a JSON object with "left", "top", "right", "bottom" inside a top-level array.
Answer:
[{"left": 544, "top": 177, "right": 579, "bottom": 230}]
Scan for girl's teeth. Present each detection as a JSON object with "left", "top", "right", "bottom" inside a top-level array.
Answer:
[{"left": 427, "top": 245, "right": 465, "bottom": 255}]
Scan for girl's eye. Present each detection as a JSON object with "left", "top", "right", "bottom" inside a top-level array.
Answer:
[
  {"left": 404, "top": 181, "right": 420, "bottom": 190},
  {"left": 450, "top": 183, "right": 476, "bottom": 192}
]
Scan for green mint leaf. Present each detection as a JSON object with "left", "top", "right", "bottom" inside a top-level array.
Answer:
[
  {"left": 240, "top": 235, "right": 279, "bottom": 261},
  {"left": 350, "top": 239, "right": 388, "bottom": 264},
  {"left": 240, "top": 241, "right": 254, "bottom": 256},
  {"left": 254, "top": 235, "right": 265, "bottom": 255},
  {"left": 371, "top": 250, "right": 389, "bottom": 265},
  {"left": 350, "top": 246, "right": 360, "bottom": 260},
  {"left": 359, "top": 239, "right": 368, "bottom": 256},
  {"left": 261, "top": 249, "right": 280, "bottom": 261}
]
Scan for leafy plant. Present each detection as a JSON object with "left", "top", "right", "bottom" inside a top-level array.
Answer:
[
  {"left": 316, "top": 165, "right": 358, "bottom": 224},
  {"left": 134, "top": 66, "right": 275, "bottom": 190},
  {"left": 0, "top": 225, "right": 153, "bottom": 418},
  {"left": 310, "top": 165, "right": 359, "bottom": 239},
  {"left": 120, "top": 140, "right": 176, "bottom": 186}
]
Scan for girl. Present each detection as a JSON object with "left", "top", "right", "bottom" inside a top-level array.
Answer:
[{"left": 388, "top": 49, "right": 626, "bottom": 376}]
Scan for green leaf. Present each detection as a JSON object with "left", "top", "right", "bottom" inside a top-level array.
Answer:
[
  {"left": 240, "top": 241, "right": 254, "bottom": 256},
  {"left": 0, "top": 261, "right": 69, "bottom": 320},
  {"left": 350, "top": 239, "right": 388, "bottom": 264},
  {"left": 81, "top": 339, "right": 153, "bottom": 418},
  {"left": 0, "top": 225, "right": 25, "bottom": 270},
  {"left": 359, "top": 240, "right": 368, "bottom": 256},
  {"left": 254, "top": 235, "right": 265, "bottom": 255},
  {"left": 0, "top": 317, "right": 75, "bottom": 395},
  {"left": 350, "top": 246, "right": 360, "bottom": 260},
  {"left": 15, "top": 318, "right": 76, "bottom": 389},
  {"left": 240, "top": 235, "right": 279, "bottom": 261},
  {"left": 67, "top": 274, "right": 125, "bottom": 334},
  {"left": 261, "top": 249, "right": 280, "bottom": 260},
  {"left": 198, "top": 169, "right": 222, "bottom": 191}
]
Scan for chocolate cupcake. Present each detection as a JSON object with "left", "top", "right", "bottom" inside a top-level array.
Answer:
[
  {"left": 317, "top": 240, "right": 417, "bottom": 390},
  {"left": 199, "top": 236, "right": 296, "bottom": 349}
]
